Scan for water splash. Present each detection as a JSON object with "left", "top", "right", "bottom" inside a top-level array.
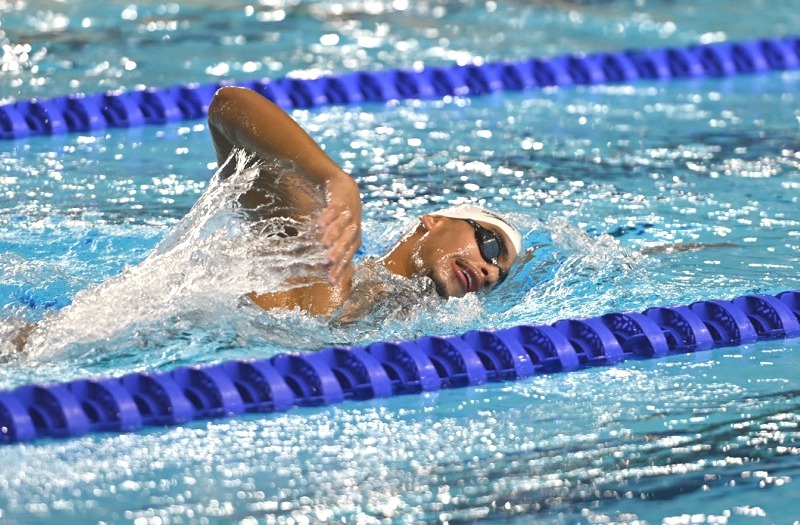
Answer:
[
  {"left": 1, "top": 149, "right": 657, "bottom": 374},
  {"left": 19, "top": 150, "right": 330, "bottom": 361},
  {"left": 501, "top": 217, "right": 653, "bottom": 326}
]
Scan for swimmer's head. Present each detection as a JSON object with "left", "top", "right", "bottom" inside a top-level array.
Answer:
[
  {"left": 385, "top": 204, "right": 522, "bottom": 298},
  {"left": 429, "top": 205, "right": 522, "bottom": 256}
]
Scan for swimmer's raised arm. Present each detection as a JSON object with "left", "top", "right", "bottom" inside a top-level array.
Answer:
[{"left": 207, "top": 86, "right": 361, "bottom": 284}]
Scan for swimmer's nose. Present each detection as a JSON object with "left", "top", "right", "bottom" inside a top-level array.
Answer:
[
  {"left": 481, "top": 256, "right": 511, "bottom": 288},
  {"left": 479, "top": 263, "right": 500, "bottom": 288}
]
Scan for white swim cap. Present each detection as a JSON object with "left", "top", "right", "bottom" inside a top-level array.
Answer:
[{"left": 430, "top": 204, "right": 522, "bottom": 257}]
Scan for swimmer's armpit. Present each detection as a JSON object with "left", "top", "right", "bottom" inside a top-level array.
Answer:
[{"left": 330, "top": 280, "right": 396, "bottom": 325}]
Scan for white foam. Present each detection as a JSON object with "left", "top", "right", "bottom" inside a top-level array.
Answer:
[{"left": 22, "top": 150, "right": 330, "bottom": 359}]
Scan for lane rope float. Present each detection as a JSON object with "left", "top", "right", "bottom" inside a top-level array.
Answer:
[
  {"left": 1, "top": 290, "right": 798, "bottom": 443},
  {"left": 2, "top": 36, "right": 800, "bottom": 140}
]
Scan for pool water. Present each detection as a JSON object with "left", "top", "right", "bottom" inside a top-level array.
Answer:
[
  {"left": 2, "top": 1, "right": 800, "bottom": 523},
  {"left": 2, "top": 0, "right": 796, "bottom": 103}
]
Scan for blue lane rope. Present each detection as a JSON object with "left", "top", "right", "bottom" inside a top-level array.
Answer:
[
  {"left": 1, "top": 291, "right": 798, "bottom": 443},
  {"left": 3, "top": 36, "right": 800, "bottom": 140}
]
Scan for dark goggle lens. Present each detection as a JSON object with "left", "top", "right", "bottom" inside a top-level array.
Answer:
[
  {"left": 466, "top": 220, "right": 508, "bottom": 284},
  {"left": 476, "top": 230, "right": 500, "bottom": 261}
]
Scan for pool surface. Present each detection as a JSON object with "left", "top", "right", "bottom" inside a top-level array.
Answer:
[{"left": 2, "top": 1, "right": 800, "bottom": 523}]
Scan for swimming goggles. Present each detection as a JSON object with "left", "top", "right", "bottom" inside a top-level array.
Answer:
[{"left": 464, "top": 219, "right": 509, "bottom": 285}]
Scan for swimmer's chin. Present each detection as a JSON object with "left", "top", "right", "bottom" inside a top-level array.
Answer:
[{"left": 424, "top": 271, "right": 451, "bottom": 298}]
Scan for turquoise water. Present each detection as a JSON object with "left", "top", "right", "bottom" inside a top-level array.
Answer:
[
  {"left": 2, "top": 0, "right": 796, "bottom": 102},
  {"left": 2, "top": 1, "right": 800, "bottom": 523}
]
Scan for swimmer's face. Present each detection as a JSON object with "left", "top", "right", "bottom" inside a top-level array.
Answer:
[{"left": 413, "top": 215, "right": 518, "bottom": 298}]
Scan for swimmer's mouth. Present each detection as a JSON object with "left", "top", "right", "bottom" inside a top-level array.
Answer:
[{"left": 455, "top": 260, "right": 480, "bottom": 294}]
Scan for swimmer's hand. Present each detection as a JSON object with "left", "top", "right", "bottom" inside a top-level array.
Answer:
[{"left": 318, "top": 172, "right": 362, "bottom": 285}]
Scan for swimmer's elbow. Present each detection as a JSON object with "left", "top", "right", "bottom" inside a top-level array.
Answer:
[
  {"left": 208, "top": 86, "right": 244, "bottom": 131},
  {"left": 208, "top": 86, "right": 261, "bottom": 168},
  {"left": 208, "top": 86, "right": 280, "bottom": 126}
]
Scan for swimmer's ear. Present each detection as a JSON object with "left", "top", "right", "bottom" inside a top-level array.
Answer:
[{"left": 420, "top": 214, "right": 445, "bottom": 231}]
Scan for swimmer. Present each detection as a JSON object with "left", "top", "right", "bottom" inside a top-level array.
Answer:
[
  {"left": 4, "top": 86, "right": 522, "bottom": 353},
  {"left": 4, "top": 86, "right": 741, "bottom": 354},
  {"left": 206, "top": 86, "right": 522, "bottom": 318}
]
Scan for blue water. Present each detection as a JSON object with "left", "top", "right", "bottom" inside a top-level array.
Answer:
[
  {"left": 3, "top": 0, "right": 797, "bottom": 103},
  {"left": 2, "top": 1, "right": 800, "bottom": 523}
]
